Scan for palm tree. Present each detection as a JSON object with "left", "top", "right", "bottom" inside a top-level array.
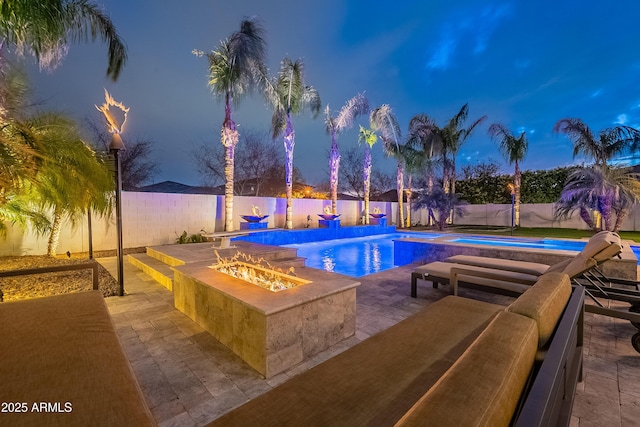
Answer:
[
  {"left": 358, "top": 125, "right": 377, "bottom": 224},
  {"left": 401, "top": 144, "right": 423, "bottom": 228},
  {"left": 370, "top": 105, "right": 405, "bottom": 228},
  {"left": 28, "top": 113, "right": 113, "bottom": 256},
  {"left": 553, "top": 118, "right": 640, "bottom": 167},
  {"left": 269, "top": 57, "right": 321, "bottom": 229},
  {"left": 439, "top": 104, "right": 486, "bottom": 195},
  {"left": 0, "top": 0, "right": 127, "bottom": 80},
  {"left": 555, "top": 166, "right": 640, "bottom": 232},
  {"left": 413, "top": 187, "right": 466, "bottom": 231},
  {"left": 195, "top": 18, "right": 267, "bottom": 231},
  {"left": 406, "top": 114, "right": 440, "bottom": 193},
  {"left": 0, "top": 64, "right": 42, "bottom": 208},
  {"left": 325, "top": 93, "right": 369, "bottom": 214},
  {"left": 488, "top": 123, "right": 528, "bottom": 226}
]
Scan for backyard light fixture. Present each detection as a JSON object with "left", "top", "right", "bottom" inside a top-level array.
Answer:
[{"left": 97, "top": 90, "right": 129, "bottom": 296}]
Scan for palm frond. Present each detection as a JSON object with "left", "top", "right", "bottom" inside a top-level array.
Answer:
[
  {"left": 334, "top": 92, "right": 369, "bottom": 132},
  {"left": 370, "top": 104, "right": 402, "bottom": 156}
]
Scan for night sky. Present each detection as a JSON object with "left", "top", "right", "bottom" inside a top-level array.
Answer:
[{"left": 25, "top": 0, "right": 640, "bottom": 187}]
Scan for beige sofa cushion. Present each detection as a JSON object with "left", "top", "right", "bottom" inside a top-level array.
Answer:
[
  {"left": 507, "top": 272, "right": 572, "bottom": 348},
  {"left": 0, "top": 291, "right": 154, "bottom": 427},
  {"left": 395, "top": 311, "right": 538, "bottom": 427},
  {"left": 207, "top": 296, "right": 503, "bottom": 427}
]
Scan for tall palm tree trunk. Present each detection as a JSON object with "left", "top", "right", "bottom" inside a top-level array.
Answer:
[
  {"left": 406, "top": 174, "right": 412, "bottom": 228},
  {"left": 284, "top": 114, "right": 295, "bottom": 229},
  {"left": 47, "top": 210, "right": 63, "bottom": 257},
  {"left": 578, "top": 206, "right": 596, "bottom": 230},
  {"left": 329, "top": 132, "right": 340, "bottom": 214},
  {"left": 222, "top": 99, "right": 238, "bottom": 231},
  {"left": 613, "top": 210, "right": 627, "bottom": 233},
  {"left": 363, "top": 146, "right": 372, "bottom": 225},
  {"left": 397, "top": 161, "right": 404, "bottom": 228},
  {"left": 514, "top": 161, "right": 521, "bottom": 227},
  {"left": 598, "top": 196, "right": 613, "bottom": 231}
]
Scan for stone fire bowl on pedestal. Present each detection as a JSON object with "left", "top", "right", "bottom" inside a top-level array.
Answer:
[{"left": 241, "top": 215, "right": 269, "bottom": 223}]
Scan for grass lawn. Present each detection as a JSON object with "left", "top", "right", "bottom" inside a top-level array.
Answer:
[{"left": 415, "top": 226, "right": 640, "bottom": 243}]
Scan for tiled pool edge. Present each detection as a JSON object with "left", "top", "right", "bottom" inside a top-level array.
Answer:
[{"left": 234, "top": 224, "right": 397, "bottom": 245}]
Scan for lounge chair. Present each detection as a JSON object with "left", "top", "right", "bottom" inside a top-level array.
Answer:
[{"left": 411, "top": 231, "right": 622, "bottom": 298}]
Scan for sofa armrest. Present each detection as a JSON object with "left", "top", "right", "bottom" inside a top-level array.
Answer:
[{"left": 513, "top": 286, "right": 585, "bottom": 427}]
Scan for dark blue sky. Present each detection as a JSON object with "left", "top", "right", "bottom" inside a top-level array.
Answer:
[{"left": 26, "top": 0, "right": 640, "bottom": 186}]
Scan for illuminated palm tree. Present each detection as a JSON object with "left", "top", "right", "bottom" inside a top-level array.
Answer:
[
  {"left": 488, "top": 123, "right": 528, "bottom": 226},
  {"left": 553, "top": 118, "right": 640, "bottom": 167},
  {"left": 555, "top": 166, "right": 640, "bottom": 232},
  {"left": 0, "top": 0, "right": 127, "bottom": 80},
  {"left": 370, "top": 104, "right": 405, "bottom": 228},
  {"left": 358, "top": 125, "right": 377, "bottom": 224},
  {"left": 440, "top": 104, "right": 486, "bottom": 195},
  {"left": 406, "top": 113, "right": 440, "bottom": 194},
  {"left": 195, "top": 18, "right": 267, "bottom": 231},
  {"left": 269, "top": 57, "right": 321, "bottom": 229},
  {"left": 27, "top": 113, "right": 113, "bottom": 256},
  {"left": 325, "top": 93, "right": 369, "bottom": 214},
  {"left": 401, "top": 144, "right": 423, "bottom": 228}
]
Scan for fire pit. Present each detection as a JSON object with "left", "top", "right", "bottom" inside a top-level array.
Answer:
[
  {"left": 369, "top": 209, "right": 387, "bottom": 226},
  {"left": 209, "top": 251, "right": 309, "bottom": 292},
  {"left": 240, "top": 215, "right": 269, "bottom": 223},
  {"left": 172, "top": 250, "right": 360, "bottom": 378}
]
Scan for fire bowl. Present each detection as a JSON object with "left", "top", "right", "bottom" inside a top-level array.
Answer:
[
  {"left": 318, "top": 214, "right": 341, "bottom": 220},
  {"left": 369, "top": 213, "right": 386, "bottom": 219},
  {"left": 240, "top": 215, "right": 269, "bottom": 223}
]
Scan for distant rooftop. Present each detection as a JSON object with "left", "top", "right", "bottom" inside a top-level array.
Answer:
[{"left": 131, "top": 181, "right": 222, "bottom": 195}]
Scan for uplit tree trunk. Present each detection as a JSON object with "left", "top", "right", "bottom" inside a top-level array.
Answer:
[
  {"left": 222, "top": 98, "right": 238, "bottom": 232},
  {"left": 613, "top": 210, "right": 627, "bottom": 233},
  {"left": 598, "top": 195, "right": 613, "bottom": 231},
  {"left": 363, "top": 145, "right": 372, "bottom": 225},
  {"left": 284, "top": 113, "right": 295, "bottom": 229},
  {"left": 514, "top": 160, "right": 521, "bottom": 227},
  {"left": 396, "top": 161, "right": 404, "bottom": 228},
  {"left": 329, "top": 132, "right": 340, "bottom": 215},
  {"left": 578, "top": 206, "right": 596, "bottom": 230},
  {"left": 406, "top": 174, "right": 412, "bottom": 228},
  {"left": 47, "top": 210, "right": 63, "bottom": 257}
]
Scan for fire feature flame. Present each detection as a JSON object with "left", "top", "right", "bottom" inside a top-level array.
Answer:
[
  {"left": 210, "top": 251, "right": 305, "bottom": 292},
  {"left": 95, "top": 89, "right": 129, "bottom": 134}
]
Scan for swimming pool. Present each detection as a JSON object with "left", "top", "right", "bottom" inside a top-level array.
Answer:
[
  {"left": 282, "top": 232, "right": 637, "bottom": 278},
  {"left": 283, "top": 233, "right": 440, "bottom": 277}
]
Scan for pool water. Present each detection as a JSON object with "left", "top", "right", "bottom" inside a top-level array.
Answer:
[
  {"left": 449, "top": 237, "right": 587, "bottom": 252},
  {"left": 283, "top": 233, "right": 439, "bottom": 277}
]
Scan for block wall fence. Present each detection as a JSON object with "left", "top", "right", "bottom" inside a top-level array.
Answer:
[{"left": 3, "top": 192, "right": 640, "bottom": 256}]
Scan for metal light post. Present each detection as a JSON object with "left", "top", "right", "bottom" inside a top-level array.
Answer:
[{"left": 110, "top": 133, "right": 125, "bottom": 296}]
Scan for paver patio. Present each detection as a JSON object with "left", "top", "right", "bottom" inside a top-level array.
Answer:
[{"left": 99, "top": 257, "right": 640, "bottom": 427}]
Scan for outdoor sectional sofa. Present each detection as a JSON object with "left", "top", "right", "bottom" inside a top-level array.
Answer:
[
  {"left": 208, "top": 271, "right": 584, "bottom": 427},
  {"left": 0, "top": 291, "right": 155, "bottom": 427}
]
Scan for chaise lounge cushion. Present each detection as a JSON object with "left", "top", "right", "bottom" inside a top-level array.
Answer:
[
  {"left": 507, "top": 272, "right": 572, "bottom": 349},
  {"left": 395, "top": 311, "right": 538, "bottom": 427},
  {"left": 207, "top": 296, "right": 503, "bottom": 427},
  {"left": 0, "top": 291, "right": 154, "bottom": 427}
]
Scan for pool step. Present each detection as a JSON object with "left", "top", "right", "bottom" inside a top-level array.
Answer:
[
  {"left": 128, "top": 253, "right": 175, "bottom": 291},
  {"left": 128, "top": 244, "right": 308, "bottom": 291}
]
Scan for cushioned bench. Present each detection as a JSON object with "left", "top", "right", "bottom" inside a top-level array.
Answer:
[
  {"left": 207, "top": 272, "right": 584, "bottom": 427},
  {"left": 0, "top": 291, "right": 155, "bottom": 427}
]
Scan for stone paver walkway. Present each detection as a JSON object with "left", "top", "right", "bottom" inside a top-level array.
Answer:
[{"left": 99, "top": 257, "right": 640, "bottom": 427}]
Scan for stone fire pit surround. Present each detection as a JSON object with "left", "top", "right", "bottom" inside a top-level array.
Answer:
[{"left": 172, "top": 260, "right": 360, "bottom": 378}]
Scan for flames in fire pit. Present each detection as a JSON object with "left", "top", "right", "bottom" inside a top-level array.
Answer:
[{"left": 209, "top": 251, "right": 310, "bottom": 292}]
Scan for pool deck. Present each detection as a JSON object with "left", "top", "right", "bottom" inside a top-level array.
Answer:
[{"left": 100, "top": 257, "right": 640, "bottom": 427}]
